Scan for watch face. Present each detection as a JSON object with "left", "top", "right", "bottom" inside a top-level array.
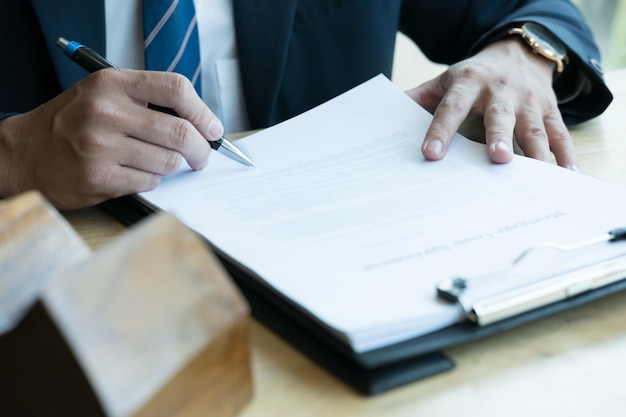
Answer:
[{"left": 522, "top": 22, "right": 567, "bottom": 59}]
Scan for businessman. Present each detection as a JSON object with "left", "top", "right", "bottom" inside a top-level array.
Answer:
[{"left": 0, "top": 1, "right": 613, "bottom": 209}]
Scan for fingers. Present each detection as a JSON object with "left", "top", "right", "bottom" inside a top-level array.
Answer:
[
  {"left": 421, "top": 93, "right": 466, "bottom": 160},
  {"left": 99, "top": 165, "right": 163, "bottom": 196},
  {"left": 513, "top": 106, "right": 554, "bottom": 163},
  {"left": 124, "top": 70, "right": 224, "bottom": 141},
  {"left": 515, "top": 106, "right": 578, "bottom": 170},
  {"left": 118, "top": 103, "right": 211, "bottom": 170},
  {"left": 415, "top": 70, "right": 516, "bottom": 164},
  {"left": 481, "top": 92, "right": 515, "bottom": 164},
  {"left": 543, "top": 111, "right": 578, "bottom": 170},
  {"left": 113, "top": 134, "right": 184, "bottom": 175},
  {"left": 415, "top": 75, "right": 477, "bottom": 161},
  {"left": 89, "top": 69, "right": 218, "bottom": 170},
  {"left": 408, "top": 41, "right": 577, "bottom": 169}
]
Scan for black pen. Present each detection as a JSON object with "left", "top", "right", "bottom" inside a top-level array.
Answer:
[{"left": 55, "top": 36, "right": 254, "bottom": 167}]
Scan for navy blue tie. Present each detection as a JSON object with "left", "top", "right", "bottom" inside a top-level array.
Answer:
[{"left": 143, "top": 0, "right": 202, "bottom": 96}]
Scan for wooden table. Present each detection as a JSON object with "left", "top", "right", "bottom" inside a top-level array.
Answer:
[{"left": 65, "top": 69, "right": 626, "bottom": 417}]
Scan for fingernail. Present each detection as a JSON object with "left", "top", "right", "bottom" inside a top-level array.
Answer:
[
  {"left": 208, "top": 119, "right": 224, "bottom": 139},
  {"left": 568, "top": 164, "right": 580, "bottom": 172},
  {"left": 424, "top": 139, "right": 443, "bottom": 156},
  {"left": 492, "top": 141, "right": 510, "bottom": 153}
]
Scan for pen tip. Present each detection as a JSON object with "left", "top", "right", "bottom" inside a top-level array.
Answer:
[{"left": 215, "top": 137, "right": 256, "bottom": 167}]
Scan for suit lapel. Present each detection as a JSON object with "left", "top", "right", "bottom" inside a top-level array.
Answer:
[
  {"left": 233, "top": 1, "right": 298, "bottom": 128},
  {"left": 30, "top": 0, "right": 106, "bottom": 89}
]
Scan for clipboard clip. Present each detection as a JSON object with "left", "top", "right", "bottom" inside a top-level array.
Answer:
[{"left": 437, "top": 227, "right": 626, "bottom": 326}]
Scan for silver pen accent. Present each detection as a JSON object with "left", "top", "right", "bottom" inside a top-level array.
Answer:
[{"left": 209, "top": 137, "right": 255, "bottom": 167}]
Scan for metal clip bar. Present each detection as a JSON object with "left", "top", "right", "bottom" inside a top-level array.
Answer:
[{"left": 437, "top": 227, "right": 626, "bottom": 303}]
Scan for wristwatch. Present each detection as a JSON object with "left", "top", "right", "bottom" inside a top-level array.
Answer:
[{"left": 508, "top": 22, "right": 568, "bottom": 73}]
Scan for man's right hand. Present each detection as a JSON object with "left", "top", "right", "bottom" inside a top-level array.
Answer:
[{"left": 0, "top": 69, "right": 223, "bottom": 209}]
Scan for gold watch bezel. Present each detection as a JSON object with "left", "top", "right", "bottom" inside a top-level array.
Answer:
[{"left": 508, "top": 22, "right": 568, "bottom": 73}]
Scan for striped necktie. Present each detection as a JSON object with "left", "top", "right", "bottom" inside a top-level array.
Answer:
[{"left": 142, "top": 0, "right": 202, "bottom": 96}]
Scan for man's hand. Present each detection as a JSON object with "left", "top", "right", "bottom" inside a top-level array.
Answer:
[
  {"left": 406, "top": 39, "right": 578, "bottom": 170},
  {"left": 0, "top": 69, "right": 223, "bottom": 209}
]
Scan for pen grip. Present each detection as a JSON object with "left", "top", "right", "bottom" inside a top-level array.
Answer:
[{"left": 73, "top": 47, "right": 117, "bottom": 72}]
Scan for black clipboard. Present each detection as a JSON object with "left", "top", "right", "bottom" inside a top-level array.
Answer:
[{"left": 99, "top": 195, "right": 626, "bottom": 395}]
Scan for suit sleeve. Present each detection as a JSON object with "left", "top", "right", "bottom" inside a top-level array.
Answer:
[{"left": 398, "top": 0, "right": 613, "bottom": 125}]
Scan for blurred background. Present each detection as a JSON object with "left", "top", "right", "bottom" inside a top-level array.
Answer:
[{"left": 391, "top": 0, "right": 626, "bottom": 90}]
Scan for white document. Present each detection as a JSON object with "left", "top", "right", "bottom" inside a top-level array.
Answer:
[{"left": 141, "top": 75, "right": 626, "bottom": 353}]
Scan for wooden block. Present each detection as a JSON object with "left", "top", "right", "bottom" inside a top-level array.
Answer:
[
  {"left": 44, "top": 212, "right": 253, "bottom": 417},
  {"left": 0, "top": 193, "right": 252, "bottom": 417},
  {"left": 0, "top": 192, "right": 105, "bottom": 416},
  {"left": 0, "top": 191, "right": 91, "bottom": 335}
]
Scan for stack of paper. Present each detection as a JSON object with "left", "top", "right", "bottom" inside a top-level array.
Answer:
[{"left": 141, "top": 75, "right": 626, "bottom": 353}]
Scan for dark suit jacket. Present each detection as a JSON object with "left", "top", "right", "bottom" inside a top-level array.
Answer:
[{"left": 0, "top": 0, "right": 613, "bottom": 128}]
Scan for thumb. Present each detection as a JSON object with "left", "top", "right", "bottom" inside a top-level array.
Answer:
[{"left": 405, "top": 77, "right": 445, "bottom": 115}]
